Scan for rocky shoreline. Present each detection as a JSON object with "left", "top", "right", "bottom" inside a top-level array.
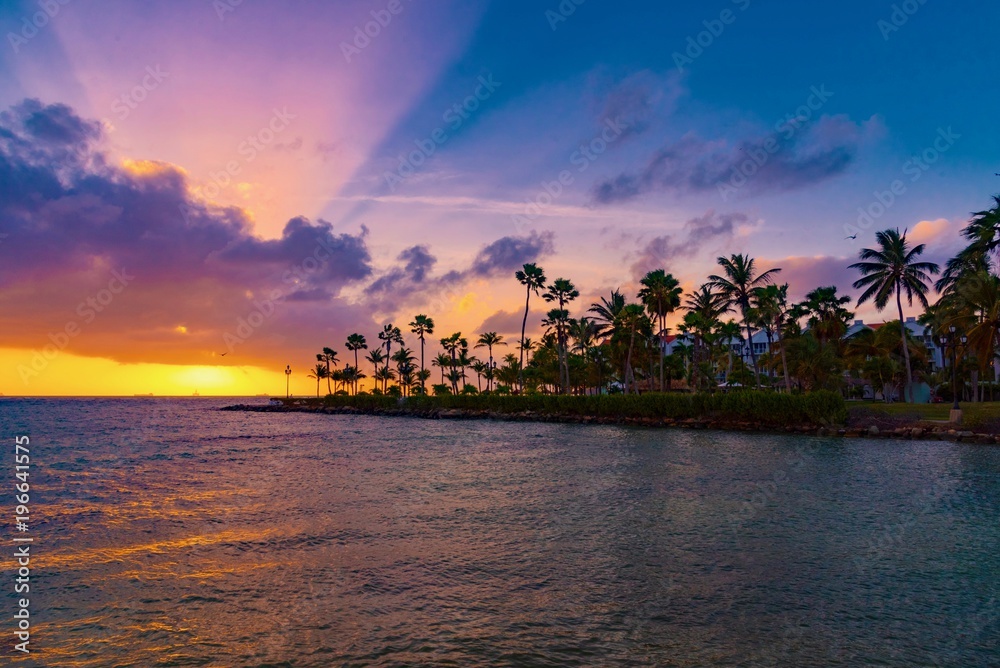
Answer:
[{"left": 220, "top": 403, "right": 1000, "bottom": 444}]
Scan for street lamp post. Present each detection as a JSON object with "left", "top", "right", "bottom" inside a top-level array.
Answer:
[
  {"left": 284, "top": 364, "right": 292, "bottom": 399},
  {"left": 940, "top": 326, "right": 967, "bottom": 423}
]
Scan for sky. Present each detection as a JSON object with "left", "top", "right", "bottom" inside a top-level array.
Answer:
[{"left": 0, "top": 0, "right": 997, "bottom": 396}]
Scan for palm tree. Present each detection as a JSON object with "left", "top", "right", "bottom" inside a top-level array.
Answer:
[
  {"left": 391, "top": 347, "right": 416, "bottom": 397},
  {"left": 345, "top": 334, "right": 368, "bottom": 395},
  {"left": 589, "top": 290, "right": 628, "bottom": 337},
  {"left": 541, "top": 308, "right": 573, "bottom": 393},
  {"left": 542, "top": 278, "right": 579, "bottom": 393},
  {"left": 515, "top": 263, "right": 547, "bottom": 391},
  {"left": 752, "top": 283, "right": 793, "bottom": 392},
  {"left": 471, "top": 361, "right": 488, "bottom": 392},
  {"left": 638, "top": 270, "right": 683, "bottom": 391},
  {"left": 619, "top": 304, "right": 652, "bottom": 394},
  {"left": 475, "top": 332, "right": 507, "bottom": 392},
  {"left": 432, "top": 352, "right": 451, "bottom": 386},
  {"left": 307, "top": 363, "right": 328, "bottom": 398},
  {"left": 318, "top": 348, "right": 339, "bottom": 396},
  {"left": 440, "top": 333, "right": 464, "bottom": 394},
  {"left": 716, "top": 319, "right": 742, "bottom": 383},
  {"left": 364, "top": 349, "right": 385, "bottom": 392},
  {"left": 850, "top": 228, "right": 940, "bottom": 402},
  {"left": 708, "top": 254, "right": 782, "bottom": 388},
  {"left": 794, "top": 287, "right": 854, "bottom": 349},
  {"left": 409, "top": 315, "right": 435, "bottom": 393},
  {"left": 379, "top": 324, "right": 404, "bottom": 386}
]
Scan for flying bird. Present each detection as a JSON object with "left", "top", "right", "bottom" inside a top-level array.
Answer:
[
  {"left": 219, "top": 352, "right": 228, "bottom": 357},
  {"left": 845, "top": 234, "right": 858, "bottom": 240}
]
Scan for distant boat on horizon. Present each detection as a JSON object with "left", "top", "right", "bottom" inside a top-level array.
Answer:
[
  {"left": 255, "top": 393, "right": 269, "bottom": 397},
  {"left": 193, "top": 390, "right": 200, "bottom": 397}
]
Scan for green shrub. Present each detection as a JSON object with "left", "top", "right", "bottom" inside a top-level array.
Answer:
[{"left": 307, "top": 391, "right": 847, "bottom": 426}]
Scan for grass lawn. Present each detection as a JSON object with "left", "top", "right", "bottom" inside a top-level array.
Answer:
[{"left": 850, "top": 401, "right": 1000, "bottom": 428}]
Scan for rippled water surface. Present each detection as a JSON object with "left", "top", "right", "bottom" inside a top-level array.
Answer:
[{"left": 2, "top": 397, "right": 999, "bottom": 666}]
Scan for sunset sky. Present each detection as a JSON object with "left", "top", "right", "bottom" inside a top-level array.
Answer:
[{"left": 1, "top": 0, "right": 997, "bottom": 395}]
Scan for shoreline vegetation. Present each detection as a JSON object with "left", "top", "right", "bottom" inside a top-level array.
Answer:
[
  {"left": 221, "top": 393, "right": 1000, "bottom": 444},
  {"left": 293, "top": 200, "right": 1000, "bottom": 414}
]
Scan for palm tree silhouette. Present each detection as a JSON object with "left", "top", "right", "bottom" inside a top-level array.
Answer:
[
  {"left": 409, "top": 315, "right": 435, "bottom": 393},
  {"left": 307, "top": 363, "right": 328, "bottom": 398},
  {"left": 709, "top": 254, "right": 782, "bottom": 388},
  {"left": 365, "top": 349, "right": 385, "bottom": 392},
  {"left": 318, "top": 347, "right": 338, "bottom": 396},
  {"left": 345, "top": 334, "right": 368, "bottom": 395},
  {"left": 638, "top": 269, "right": 683, "bottom": 391},
  {"left": 475, "top": 332, "right": 506, "bottom": 392},
  {"left": 543, "top": 278, "right": 579, "bottom": 394},
  {"left": 850, "top": 228, "right": 939, "bottom": 402},
  {"left": 515, "top": 263, "right": 546, "bottom": 392}
]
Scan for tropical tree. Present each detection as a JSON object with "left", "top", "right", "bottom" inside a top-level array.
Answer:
[
  {"left": 708, "top": 254, "right": 782, "bottom": 388},
  {"left": 541, "top": 308, "right": 574, "bottom": 393},
  {"left": 751, "top": 283, "right": 793, "bottom": 392},
  {"left": 318, "top": 348, "right": 338, "bottom": 396},
  {"left": 391, "top": 347, "right": 416, "bottom": 396},
  {"left": 850, "top": 228, "right": 940, "bottom": 401},
  {"left": 440, "top": 333, "right": 464, "bottom": 394},
  {"left": 793, "top": 286, "right": 854, "bottom": 350},
  {"left": 515, "top": 263, "right": 547, "bottom": 391},
  {"left": 432, "top": 352, "right": 452, "bottom": 386},
  {"left": 345, "top": 334, "right": 368, "bottom": 395},
  {"left": 364, "top": 348, "right": 385, "bottom": 392},
  {"left": 637, "top": 269, "right": 683, "bottom": 391},
  {"left": 409, "top": 315, "right": 435, "bottom": 393},
  {"left": 543, "top": 278, "right": 580, "bottom": 393},
  {"left": 475, "top": 332, "right": 507, "bottom": 392},
  {"left": 470, "top": 361, "right": 488, "bottom": 392},
  {"left": 378, "top": 324, "right": 404, "bottom": 388},
  {"left": 307, "top": 363, "right": 328, "bottom": 398}
]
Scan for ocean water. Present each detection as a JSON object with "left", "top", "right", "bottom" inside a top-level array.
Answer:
[{"left": 1, "top": 397, "right": 998, "bottom": 667}]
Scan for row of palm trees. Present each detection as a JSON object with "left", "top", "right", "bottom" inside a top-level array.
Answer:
[{"left": 300, "top": 196, "right": 1000, "bottom": 403}]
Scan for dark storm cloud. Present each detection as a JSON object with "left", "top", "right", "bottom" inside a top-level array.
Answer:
[
  {"left": 0, "top": 99, "right": 375, "bottom": 366},
  {"left": 593, "top": 116, "right": 861, "bottom": 204}
]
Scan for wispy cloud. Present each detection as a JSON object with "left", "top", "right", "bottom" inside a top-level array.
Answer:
[{"left": 592, "top": 115, "right": 864, "bottom": 204}]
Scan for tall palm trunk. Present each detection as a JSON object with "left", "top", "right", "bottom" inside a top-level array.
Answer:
[
  {"left": 896, "top": 283, "right": 913, "bottom": 402},
  {"left": 743, "top": 308, "right": 760, "bottom": 389},
  {"left": 353, "top": 350, "right": 359, "bottom": 395},
  {"left": 659, "top": 314, "right": 665, "bottom": 392},
  {"left": 487, "top": 345, "right": 494, "bottom": 392},
  {"left": 778, "top": 332, "right": 791, "bottom": 393},
  {"left": 625, "top": 326, "right": 637, "bottom": 395},
  {"left": 519, "top": 289, "right": 530, "bottom": 392},
  {"left": 419, "top": 335, "right": 426, "bottom": 393}
]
